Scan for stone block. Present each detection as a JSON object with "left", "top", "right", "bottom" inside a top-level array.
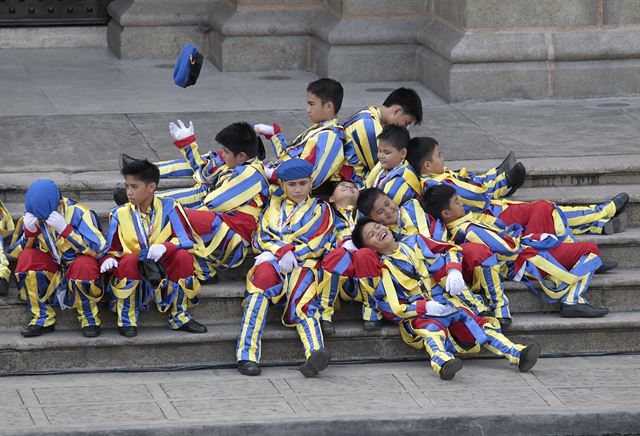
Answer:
[
  {"left": 433, "top": 0, "right": 467, "bottom": 29},
  {"left": 0, "top": 27, "right": 106, "bottom": 49},
  {"left": 604, "top": 0, "right": 640, "bottom": 24},
  {"left": 552, "top": 28, "right": 640, "bottom": 61},
  {"left": 338, "top": 0, "right": 428, "bottom": 17},
  {"left": 553, "top": 59, "right": 640, "bottom": 98},
  {"left": 209, "top": 34, "right": 309, "bottom": 71},
  {"left": 235, "top": 0, "right": 320, "bottom": 9}
]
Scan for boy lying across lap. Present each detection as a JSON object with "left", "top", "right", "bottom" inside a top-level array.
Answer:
[{"left": 351, "top": 217, "right": 540, "bottom": 380}]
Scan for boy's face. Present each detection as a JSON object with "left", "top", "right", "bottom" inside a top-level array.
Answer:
[
  {"left": 330, "top": 181, "right": 359, "bottom": 208},
  {"left": 386, "top": 105, "right": 415, "bottom": 127},
  {"left": 306, "top": 92, "right": 334, "bottom": 124},
  {"left": 361, "top": 221, "right": 395, "bottom": 253},
  {"left": 377, "top": 139, "right": 407, "bottom": 170},
  {"left": 369, "top": 193, "right": 398, "bottom": 226},
  {"left": 221, "top": 146, "right": 248, "bottom": 169},
  {"left": 281, "top": 177, "right": 313, "bottom": 204},
  {"left": 442, "top": 194, "right": 466, "bottom": 223},
  {"left": 124, "top": 175, "right": 156, "bottom": 207},
  {"left": 423, "top": 144, "right": 445, "bottom": 175}
]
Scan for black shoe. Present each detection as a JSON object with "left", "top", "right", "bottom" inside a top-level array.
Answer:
[
  {"left": 363, "top": 320, "right": 382, "bottom": 331},
  {"left": 498, "top": 317, "right": 512, "bottom": 329},
  {"left": 120, "top": 153, "right": 143, "bottom": 169},
  {"left": 0, "top": 278, "right": 9, "bottom": 296},
  {"left": 518, "top": 342, "right": 541, "bottom": 372},
  {"left": 596, "top": 260, "right": 618, "bottom": 274},
  {"left": 82, "top": 325, "right": 102, "bottom": 338},
  {"left": 202, "top": 275, "right": 220, "bottom": 285},
  {"left": 118, "top": 326, "right": 137, "bottom": 337},
  {"left": 21, "top": 324, "right": 55, "bottom": 337},
  {"left": 113, "top": 187, "right": 128, "bottom": 206},
  {"left": 603, "top": 211, "right": 628, "bottom": 235},
  {"left": 478, "top": 310, "right": 492, "bottom": 317},
  {"left": 439, "top": 358, "right": 463, "bottom": 380},
  {"left": 504, "top": 162, "right": 527, "bottom": 197},
  {"left": 299, "top": 349, "right": 331, "bottom": 377},
  {"left": 237, "top": 360, "right": 262, "bottom": 376},
  {"left": 560, "top": 303, "right": 609, "bottom": 318},
  {"left": 496, "top": 151, "right": 518, "bottom": 174},
  {"left": 612, "top": 192, "right": 629, "bottom": 217},
  {"left": 177, "top": 319, "right": 208, "bottom": 334},
  {"left": 320, "top": 320, "right": 335, "bottom": 336}
]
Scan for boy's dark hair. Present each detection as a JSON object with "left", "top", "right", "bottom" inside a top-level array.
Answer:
[
  {"left": 356, "top": 188, "right": 386, "bottom": 216},
  {"left": 406, "top": 136, "right": 439, "bottom": 174},
  {"left": 382, "top": 87, "right": 423, "bottom": 124},
  {"left": 307, "top": 78, "right": 344, "bottom": 115},
  {"left": 377, "top": 125, "right": 410, "bottom": 151},
  {"left": 422, "top": 184, "right": 457, "bottom": 220},
  {"left": 329, "top": 179, "right": 358, "bottom": 195},
  {"left": 351, "top": 216, "right": 378, "bottom": 249},
  {"left": 215, "top": 121, "right": 258, "bottom": 158},
  {"left": 121, "top": 159, "right": 160, "bottom": 186}
]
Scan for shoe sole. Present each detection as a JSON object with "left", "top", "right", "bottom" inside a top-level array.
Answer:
[
  {"left": 560, "top": 306, "right": 610, "bottom": 318},
  {"left": 603, "top": 212, "right": 628, "bottom": 235},
  {"left": 118, "top": 329, "right": 137, "bottom": 338},
  {"left": 614, "top": 194, "right": 630, "bottom": 217},
  {"left": 21, "top": 326, "right": 55, "bottom": 337},
  {"left": 519, "top": 342, "right": 542, "bottom": 372},
  {"left": 299, "top": 350, "right": 331, "bottom": 378},
  {"left": 237, "top": 363, "right": 262, "bottom": 376},
  {"left": 82, "top": 329, "right": 102, "bottom": 338},
  {"left": 439, "top": 358, "right": 463, "bottom": 380}
]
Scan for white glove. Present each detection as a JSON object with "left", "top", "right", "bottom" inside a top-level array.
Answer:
[
  {"left": 100, "top": 258, "right": 119, "bottom": 273},
  {"left": 147, "top": 244, "right": 167, "bottom": 262},
  {"left": 278, "top": 250, "right": 297, "bottom": 274},
  {"left": 23, "top": 212, "right": 39, "bottom": 233},
  {"left": 445, "top": 268, "right": 465, "bottom": 296},
  {"left": 254, "top": 123, "right": 275, "bottom": 137},
  {"left": 342, "top": 240, "right": 357, "bottom": 253},
  {"left": 169, "top": 119, "right": 195, "bottom": 141},
  {"left": 426, "top": 300, "right": 457, "bottom": 317},
  {"left": 264, "top": 164, "right": 275, "bottom": 180},
  {"left": 254, "top": 251, "right": 277, "bottom": 266},
  {"left": 46, "top": 211, "right": 68, "bottom": 234}
]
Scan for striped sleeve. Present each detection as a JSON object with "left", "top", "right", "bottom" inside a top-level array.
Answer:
[{"left": 202, "top": 166, "right": 265, "bottom": 213}]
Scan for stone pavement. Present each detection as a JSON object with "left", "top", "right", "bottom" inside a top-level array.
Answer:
[{"left": 0, "top": 355, "right": 639, "bottom": 435}]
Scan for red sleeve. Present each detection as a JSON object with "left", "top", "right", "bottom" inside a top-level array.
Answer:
[
  {"left": 353, "top": 248, "right": 383, "bottom": 278},
  {"left": 275, "top": 244, "right": 295, "bottom": 259},
  {"left": 174, "top": 135, "right": 196, "bottom": 149}
]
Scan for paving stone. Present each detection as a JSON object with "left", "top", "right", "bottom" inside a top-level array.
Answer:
[
  {"left": 0, "top": 388, "right": 23, "bottom": 408},
  {"left": 34, "top": 384, "right": 153, "bottom": 405},
  {"left": 285, "top": 374, "right": 404, "bottom": 395},
  {"left": 424, "top": 388, "right": 550, "bottom": 408},
  {"left": 161, "top": 379, "right": 281, "bottom": 399},
  {"left": 552, "top": 387, "right": 640, "bottom": 406},
  {"left": 0, "top": 407, "right": 34, "bottom": 427},
  {"left": 43, "top": 401, "right": 165, "bottom": 425},
  {"left": 299, "top": 392, "right": 417, "bottom": 414},
  {"left": 172, "top": 396, "right": 294, "bottom": 419},
  {"left": 532, "top": 366, "right": 640, "bottom": 388}
]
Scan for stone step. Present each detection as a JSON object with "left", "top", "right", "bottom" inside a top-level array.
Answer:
[
  {"left": 0, "top": 267, "right": 638, "bottom": 332},
  {"left": 1, "top": 311, "right": 639, "bottom": 375}
]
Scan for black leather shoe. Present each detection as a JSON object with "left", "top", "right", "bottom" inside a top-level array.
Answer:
[
  {"left": 612, "top": 192, "right": 629, "bottom": 217},
  {"left": 496, "top": 151, "right": 517, "bottom": 174},
  {"left": 82, "top": 325, "right": 102, "bottom": 338},
  {"left": 299, "top": 349, "right": 331, "bottom": 378},
  {"left": 0, "top": 278, "right": 9, "bottom": 296},
  {"left": 603, "top": 212, "right": 628, "bottom": 235},
  {"left": 120, "top": 153, "right": 143, "bottom": 169},
  {"left": 21, "top": 324, "right": 55, "bottom": 337},
  {"left": 498, "top": 317, "right": 512, "bottom": 329},
  {"left": 363, "top": 320, "right": 382, "bottom": 331},
  {"left": 237, "top": 360, "right": 261, "bottom": 376},
  {"left": 320, "top": 320, "right": 335, "bottom": 336},
  {"left": 596, "top": 260, "right": 618, "bottom": 274},
  {"left": 439, "top": 358, "right": 463, "bottom": 380},
  {"left": 113, "top": 187, "right": 128, "bottom": 206},
  {"left": 560, "top": 303, "right": 609, "bottom": 318},
  {"left": 118, "top": 326, "right": 137, "bottom": 337},
  {"left": 504, "top": 162, "right": 527, "bottom": 197},
  {"left": 518, "top": 342, "right": 541, "bottom": 372},
  {"left": 177, "top": 319, "right": 208, "bottom": 333}
]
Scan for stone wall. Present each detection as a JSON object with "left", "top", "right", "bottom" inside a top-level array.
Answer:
[{"left": 107, "top": 0, "right": 640, "bottom": 101}]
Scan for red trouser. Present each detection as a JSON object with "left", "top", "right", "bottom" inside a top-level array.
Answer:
[
  {"left": 112, "top": 249, "right": 194, "bottom": 281},
  {"left": 498, "top": 201, "right": 558, "bottom": 234},
  {"left": 16, "top": 248, "right": 99, "bottom": 280}
]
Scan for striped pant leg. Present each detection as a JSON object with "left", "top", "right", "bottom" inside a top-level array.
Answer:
[
  {"left": 414, "top": 323, "right": 456, "bottom": 376},
  {"left": 295, "top": 316, "right": 325, "bottom": 359},
  {"left": 155, "top": 158, "right": 196, "bottom": 178},
  {"left": 285, "top": 267, "right": 325, "bottom": 359},
  {"left": 71, "top": 280, "right": 102, "bottom": 328},
  {"left": 156, "top": 184, "right": 209, "bottom": 209},
  {"left": 168, "top": 283, "right": 193, "bottom": 329},
  {"left": 477, "top": 263, "right": 511, "bottom": 319},
  {"left": 318, "top": 247, "right": 354, "bottom": 322},
  {"left": 455, "top": 285, "right": 490, "bottom": 315},
  {"left": 560, "top": 201, "right": 616, "bottom": 235},
  {"left": 236, "top": 292, "right": 270, "bottom": 363},
  {"left": 355, "top": 276, "right": 383, "bottom": 322},
  {"left": 560, "top": 268, "right": 595, "bottom": 305},
  {"left": 472, "top": 167, "right": 510, "bottom": 198},
  {"left": 116, "top": 291, "right": 139, "bottom": 328},
  {"left": 17, "top": 271, "right": 56, "bottom": 327},
  {"left": 482, "top": 323, "right": 525, "bottom": 366}
]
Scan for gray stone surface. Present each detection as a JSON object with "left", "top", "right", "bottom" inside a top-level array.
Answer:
[{"left": 604, "top": 0, "right": 640, "bottom": 24}]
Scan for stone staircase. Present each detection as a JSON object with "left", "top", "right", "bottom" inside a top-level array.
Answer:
[{"left": 1, "top": 159, "right": 639, "bottom": 375}]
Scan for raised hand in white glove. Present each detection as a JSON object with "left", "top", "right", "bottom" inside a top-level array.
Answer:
[
  {"left": 169, "top": 119, "right": 195, "bottom": 142},
  {"left": 263, "top": 164, "right": 275, "bottom": 180},
  {"left": 100, "top": 258, "right": 119, "bottom": 273},
  {"left": 445, "top": 268, "right": 465, "bottom": 296},
  {"left": 147, "top": 244, "right": 167, "bottom": 262},
  {"left": 254, "top": 251, "right": 277, "bottom": 266},
  {"left": 23, "top": 212, "right": 39, "bottom": 233},
  {"left": 46, "top": 211, "right": 68, "bottom": 234},
  {"left": 278, "top": 250, "right": 297, "bottom": 274},
  {"left": 254, "top": 123, "right": 275, "bottom": 137},
  {"left": 426, "top": 300, "right": 457, "bottom": 317},
  {"left": 342, "top": 240, "right": 357, "bottom": 253}
]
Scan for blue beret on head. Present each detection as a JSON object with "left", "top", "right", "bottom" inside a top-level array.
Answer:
[
  {"left": 276, "top": 158, "right": 313, "bottom": 181},
  {"left": 25, "top": 179, "right": 61, "bottom": 219},
  {"left": 173, "top": 43, "right": 203, "bottom": 88}
]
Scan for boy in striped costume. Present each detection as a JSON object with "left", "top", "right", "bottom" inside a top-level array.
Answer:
[
  {"left": 0, "top": 200, "right": 14, "bottom": 296},
  {"left": 236, "top": 159, "right": 334, "bottom": 377}
]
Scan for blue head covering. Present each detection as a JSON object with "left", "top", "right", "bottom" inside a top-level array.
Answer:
[
  {"left": 25, "top": 179, "right": 61, "bottom": 219},
  {"left": 173, "top": 44, "right": 203, "bottom": 88},
  {"left": 276, "top": 158, "right": 313, "bottom": 181}
]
